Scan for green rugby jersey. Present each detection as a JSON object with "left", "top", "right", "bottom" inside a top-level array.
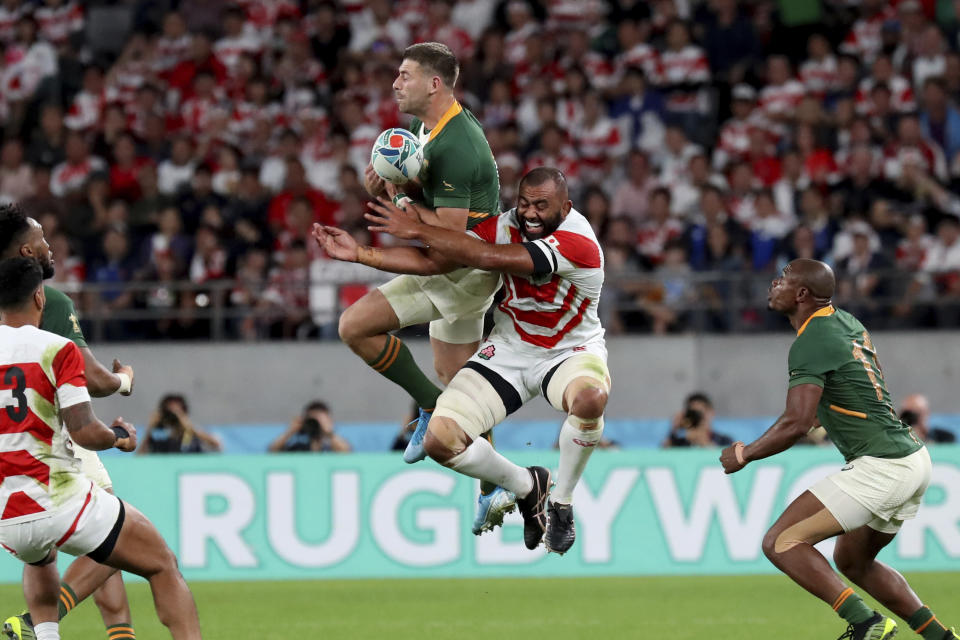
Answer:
[
  {"left": 40, "top": 285, "right": 87, "bottom": 348},
  {"left": 409, "top": 101, "right": 500, "bottom": 230},
  {"left": 788, "top": 306, "right": 921, "bottom": 462}
]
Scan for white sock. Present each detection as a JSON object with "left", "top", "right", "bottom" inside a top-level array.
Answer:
[
  {"left": 447, "top": 436, "right": 533, "bottom": 497},
  {"left": 35, "top": 622, "right": 59, "bottom": 640},
  {"left": 553, "top": 415, "right": 604, "bottom": 504}
]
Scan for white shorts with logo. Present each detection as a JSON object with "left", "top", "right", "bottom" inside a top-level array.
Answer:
[
  {"left": 434, "top": 336, "right": 610, "bottom": 439},
  {"left": 378, "top": 268, "right": 501, "bottom": 344},
  {"left": 810, "top": 447, "right": 932, "bottom": 534},
  {"left": 72, "top": 441, "right": 113, "bottom": 490},
  {"left": 0, "top": 482, "right": 122, "bottom": 564}
]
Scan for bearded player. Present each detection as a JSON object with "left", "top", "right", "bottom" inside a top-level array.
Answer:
[
  {"left": 353, "top": 42, "right": 512, "bottom": 533},
  {"left": 1, "top": 204, "right": 138, "bottom": 640},
  {"left": 720, "top": 259, "right": 958, "bottom": 640},
  {"left": 315, "top": 167, "right": 611, "bottom": 553}
]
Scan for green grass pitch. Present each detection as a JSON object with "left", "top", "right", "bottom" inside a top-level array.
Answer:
[{"left": 2, "top": 573, "right": 957, "bottom": 639}]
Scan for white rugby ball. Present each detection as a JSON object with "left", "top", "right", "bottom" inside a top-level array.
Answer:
[{"left": 370, "top": 128, "right": 424, "bottom": 184}]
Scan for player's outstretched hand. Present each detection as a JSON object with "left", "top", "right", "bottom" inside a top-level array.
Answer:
[
  {"left": 365, "top": 197, "right": 422, "bottom": 239},
  {"left": 311, "top": 223, "right": 359, "bottom": 262},
  {"left": 111, "top": 417, "right": 137, "bottom": 452},
  {"left": 112, "top": 359, "right": 134, "bottom": 396},
  {"left": 719, "top": 441, "right": 747, "bottom": 474},
  {"left": 364, "top": 163, "right": 387, "bottom": 198}
]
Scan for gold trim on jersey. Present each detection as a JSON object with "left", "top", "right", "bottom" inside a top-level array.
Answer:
[
  {"left": 796, "top": 305, "right": 836, "bottom": 336},
  {"left": 429, "top": 100, "right": 463, "bottom": 142},
  {"left": 829, "top": 404, "right": 867, "bottom": 419}
]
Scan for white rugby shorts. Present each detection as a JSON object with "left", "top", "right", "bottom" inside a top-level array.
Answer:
[
  {"left": 434, "top": 336, "right": 610, "bottom": 439},
  {"left": 810, "top": 446, "right": 932, "bottom": 534},
  {"left": 378, "top": 268, "right": 501, "bottom": 344},
  {"left": 0, "top": 483, "right": 123, "bottom": 564}
]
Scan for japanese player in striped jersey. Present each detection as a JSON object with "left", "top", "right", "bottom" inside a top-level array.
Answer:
[
  {"left": 0, "top": 259, "right": 201, "bottom": 640},
  {"left": 313, "top": 168, "right": 611, "bottom": 553}
]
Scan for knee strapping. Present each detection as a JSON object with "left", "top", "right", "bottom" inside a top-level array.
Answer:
[{"left": 433, "top": 368, "right": 506, "bottom": 440}]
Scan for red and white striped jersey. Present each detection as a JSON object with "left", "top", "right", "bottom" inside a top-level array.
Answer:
[
  {"left": 0, "top": 4, "right": 25, "bottom": 45},
  {"left": 572, "top": 116, "right": 627, "bottom": 169},
  {"left": 469, "top": 208, "right": 605, "bottom": 350},
  {"left": 659, "top": 45, "right": 710, "bottom": 112},
  {"left": 614, "top": 43, "right": 661, "bottom": 85},
  {"left": 758, "top": 79, "right": 805, "bottom": 119},
  {"left": 50, "top": 157, "right": 106, "bottom": 198},
  {"left": 64, "top": 89, "right": 104, "bottom": 131},
  {"left": 153, "top": 35, "right": 193, "bottom": 75},
  {"left": 799, "top": 55, "right": 839, "bottom": 96},
  {"left": 0, "top": 325, "right": 90, "bottom": 524},
  {"left": 840, "top": 8, "right": 895, "bottom": 63},
  {"left": 855, "top": 75, "right": 915, "bottom": 115},
  {"left": 34, "top": 1, "right": 83, "bottom": 47},
  {"left": 213, "top": 32, "right": 264, "bottom": 77}
]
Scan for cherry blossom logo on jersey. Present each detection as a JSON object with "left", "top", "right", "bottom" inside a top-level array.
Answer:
[{"left": 478, "top": 345, "right": 496, "bottom": 360}]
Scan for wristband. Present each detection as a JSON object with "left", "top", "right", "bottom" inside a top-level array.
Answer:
[
  {"left": 116, "top": 372, "right": 132, "bottom": 395},
  {"left": 392, "top": 193, "right": 411, "bottom": 209},
  {"left": 111, "top": 425, "right": 130, "bottom": 442},
  {"left": 734, "top": 442, "right": 746, "bottom": 466}
]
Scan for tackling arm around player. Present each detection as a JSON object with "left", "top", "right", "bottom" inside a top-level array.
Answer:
[
  {"left": 0, "top": 259, "right": 201, "bottom": 640},
  {"left": 316, "top": 168, "right": 611, "bottom": 553},
  {"left": 719, "top": 259, "right": 957, "bottom": 640},
  {"left": 0, "top": 204, "right": 139, "bottom": 640}
]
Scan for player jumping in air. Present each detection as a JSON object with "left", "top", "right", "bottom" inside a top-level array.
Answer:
[
  {"left": 720, "top": 259, "right": 958, "bottom": 640},
  {"left": 0, "top": 204, "right": 139, "bottom": 640},
  {"left": 0, "top": 258, "right": 201, "bottom": 640},
  {"left": 351, "top": 42, "right": 513, "bottom": 533},
  {"left": 315, "top": 167, "right": 610, "bottom": 553}
]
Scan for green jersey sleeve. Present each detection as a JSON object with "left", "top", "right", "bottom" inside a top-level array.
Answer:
[
  {"left": 787, "top": 330, "right": 834, "bottom": 388},
  {"left": 40, "top": 286, "right": 88, "bottom": 348}
]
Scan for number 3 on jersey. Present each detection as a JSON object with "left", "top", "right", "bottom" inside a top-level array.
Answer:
[{"left": 2, "top": 366, "right": 28, "bottom": 423}]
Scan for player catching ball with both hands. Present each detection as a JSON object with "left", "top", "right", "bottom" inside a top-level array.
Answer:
[{"left": 720, "top": 259, "right": 958, "bottom": 640}]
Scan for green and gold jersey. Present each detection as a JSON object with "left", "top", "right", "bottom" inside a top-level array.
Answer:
[
  {"left": 40, "top": 286, "right": 87, "bottom": 348},
  {"left": 787, "top": 306, "right": 921, "bottom": 462},
  {"left": 409, "top": 101, "right": 500, "bottom": 230}
]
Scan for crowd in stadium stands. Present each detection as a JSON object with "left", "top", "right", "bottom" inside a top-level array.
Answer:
[{"left": 2, "top": 0, "right": 960, "bottom": 340}]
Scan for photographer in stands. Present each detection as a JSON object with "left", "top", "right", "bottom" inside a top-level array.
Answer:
[
  {"left": 662, "top": 391, "right": 733, "bottom": 448},
  {"left": 138, "top": 393, "right": 223, "bottom": 454},
  {"left": 900, "top": 393, "right": 956, "bottom": 444},
  {"left": 270, "top": 400, "right": 352, "bottom": 453}
]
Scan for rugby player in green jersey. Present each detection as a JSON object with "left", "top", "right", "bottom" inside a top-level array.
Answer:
[
  {"left": 720, "top": 259, "right": 957, "bottom": 640},
  {"left": 1, "top": 204, "right": 139, "bottom": 640},
  {"left": 348, "top": 42, "right": 513, "bottom": 533}
]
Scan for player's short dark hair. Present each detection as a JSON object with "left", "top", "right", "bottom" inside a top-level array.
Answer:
[
  {"left": 304, "top": 400, "right": 330, "bottom": 415},
  {"left": 0, "top": 203, "right": 31, "bottom": 259},
  {"left": 685, "top": 392, "right": 713, "bottom": 409},
  {"left": 519, "top": 167, "right": 569, "bottom": 199},
  {"left": 403, "top": 42, "right": 459, "bottom": 88},
  {"left": 0, "top": 258, "right": 43, "bottom": 310}
]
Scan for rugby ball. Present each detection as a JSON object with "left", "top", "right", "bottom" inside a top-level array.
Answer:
[{"left": 370, "top": 128, "right": 424, "bottom": 185}]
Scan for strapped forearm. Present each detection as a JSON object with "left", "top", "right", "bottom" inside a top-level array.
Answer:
[{"left": 357, "top": 245, "right": 455, "bottom": 275}]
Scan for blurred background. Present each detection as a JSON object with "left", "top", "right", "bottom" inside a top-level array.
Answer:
[{"left": 2, "top": 0, "right": 960, "bottom": 589}]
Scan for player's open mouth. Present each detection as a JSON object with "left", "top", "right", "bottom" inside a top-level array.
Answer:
[{"left": 522, "top": 219, "right": 543, "bottom": 233}]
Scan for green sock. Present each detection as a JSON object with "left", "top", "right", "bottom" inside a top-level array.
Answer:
[
  {"left": 480, "top": 431, "right": 497, "bottom": 495},
  {"left": 835, "top": 589, "right": 874, "bottom": 625},
  {"left": 367, "top": 335, "right": 442, "bottom": 410},
  {"left": 58, "top": 582, "right": 78, "bottom": 619},
  {"left": 908, "top": 606, "right": 948, "bottom": 639}
]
